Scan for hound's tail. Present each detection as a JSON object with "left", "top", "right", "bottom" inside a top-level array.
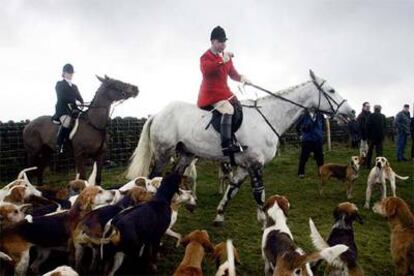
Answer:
[
  {"left": 215, "top": 240, "right": 236, "bottom": 276},
  {"left": 100, "top": 219, "right": 120, "bottom": 260},
  {"left": 126, "top": 116, "right": 154, "bottom": 179},
  {"left": 394, "top": 173, "right": 409, "bottom": 180},
  {"left": 309, "top": 218, "right": 329, "bottom": 250},
  {"left": 87, "top": 162, "right": 97, "bottom": 186},
  {"left": 17, "top": 166, "right": 37, "bottom": 180},
  {"left": 0, "top": 251, "right": 12, "bottom": 262}
]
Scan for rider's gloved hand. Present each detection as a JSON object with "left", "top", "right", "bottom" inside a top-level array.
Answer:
[
  {"left": 240, "top": 75, "right": 251, "bottom": 85},
  {"left": 221, "top": 51, "right": 234, "bottom": 63}
]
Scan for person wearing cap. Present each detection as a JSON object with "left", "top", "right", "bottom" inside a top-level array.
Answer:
[
  {"left": 365, "top": 105, "right": 386, "bottom": 168},
  {"left": 53, "top": 63, "right": 84, "bottom": 153},
  {"left": 394, "top": 104, "right": 411, "bottom": 161},
  {"left": 197, "top": 26, "right": 250, "bottom": 156}
]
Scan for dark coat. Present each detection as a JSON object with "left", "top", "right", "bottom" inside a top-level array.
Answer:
[
  {"left": 411, "top": 117, "right": 414, "bottom": 138},
  {"left": 394, "top": 111, "right": 411, "bottom": 135},
  {"left": 296, "top": 112, "right": 324, "bottom": 143},
  {"left": 356, "top": 110, "right": 371, "bottom": 140},
  {"left": 348, "top": 119, "right": 360, "bottom": 140},
  {"left": 366, "top": 111, "right": 387, "bottom": 142},
  {"left": 53, "top": 79, "right": 83, "bottom": 119}
]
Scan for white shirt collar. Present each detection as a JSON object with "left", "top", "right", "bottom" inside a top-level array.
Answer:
[{"left": 64, "top": 78, "right": 72, "bottom": 87}]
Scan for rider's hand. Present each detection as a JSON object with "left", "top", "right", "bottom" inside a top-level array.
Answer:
[
  {"left": 240, "top": 75, "right": 251, "bottom": 85},
  {"left": 221, "top": 51, "right": 234, "bottom": 63}
]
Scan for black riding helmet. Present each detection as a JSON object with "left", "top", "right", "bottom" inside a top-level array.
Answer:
[
  {"left": 62, "top": 63, "right": 74, "bottom": 74},
  {"left": 210, "top": 26, "right": 227, "bottom": 42}
]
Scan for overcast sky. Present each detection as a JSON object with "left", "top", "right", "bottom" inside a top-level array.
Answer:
[{"left": 1, "top": 0, "right": 413, "bottom": 121}]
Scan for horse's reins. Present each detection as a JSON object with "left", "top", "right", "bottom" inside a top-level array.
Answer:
[
  {"left": 76, "top": 99, "right": 125, "bottom": 132},
  {"left": 243, "top": 80, "right": 347, "bottom": 138}
]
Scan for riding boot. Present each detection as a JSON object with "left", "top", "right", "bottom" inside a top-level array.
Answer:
[
  {"left": 56, "top": 127, "right": 70, "bottom": 153},
  {"left": 220, "top": 114, "right": 243, "bottom": 156}
]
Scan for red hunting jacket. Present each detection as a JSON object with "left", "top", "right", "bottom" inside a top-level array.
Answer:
[{"left": 197, "top": 49, "right": 241, "bottom": 108}]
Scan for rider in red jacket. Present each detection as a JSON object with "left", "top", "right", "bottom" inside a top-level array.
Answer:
[{"left": 198, "top": 26, "right": 250, "bottom": 156}]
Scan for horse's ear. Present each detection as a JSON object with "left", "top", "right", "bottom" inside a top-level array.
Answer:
[
  {"left": 309, "top": 69, "right": 316, "bottom": 81},
  {"left": 96, "top": 75, "right": 105, "bottom": 83},
  {"left": 104, "top": 74, "right": 110, "bottom": 80}
]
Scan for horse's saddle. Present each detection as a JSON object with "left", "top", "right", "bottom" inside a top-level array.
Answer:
[{"left": 205, "top": 100, "right": 244, "bottom": 134}]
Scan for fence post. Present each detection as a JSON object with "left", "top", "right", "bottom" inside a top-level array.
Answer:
[{"left": 326, "top": 118, "right": 331, "bottom": 151}]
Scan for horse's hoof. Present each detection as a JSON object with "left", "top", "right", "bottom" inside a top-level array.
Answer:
[
  {"left": 213, "top": 214, "right": 225, "bottom": 227},
  {"left": 213, "top": 220, "right": 224, "bottom": 227}
]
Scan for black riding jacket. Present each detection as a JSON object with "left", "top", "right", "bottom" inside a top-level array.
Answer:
[{"left": 54, "top": 79, "right": 83, "bottom": 118}]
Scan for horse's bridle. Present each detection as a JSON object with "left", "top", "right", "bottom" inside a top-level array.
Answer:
[
  {"left": 312, "top": 79, "right": 347, "bottom": 117},
  {"left": 243, "top": 80, "right": 347, "bottom": 138}
]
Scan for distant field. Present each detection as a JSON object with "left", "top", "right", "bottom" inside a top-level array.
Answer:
[{"left": 2, "top": 141, "right": 413, "bottom": 275}]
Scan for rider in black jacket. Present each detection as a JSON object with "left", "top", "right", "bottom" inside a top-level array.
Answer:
[{"left": 53, "top": 64, "right": 83, "bottom": 153}]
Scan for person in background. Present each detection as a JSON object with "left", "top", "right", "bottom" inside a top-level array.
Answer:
[
  {"left": 348, "top": 110, "right": 360, "bottom": 148},
  {"left": 357, "top": 102, "right": 371, "bottom": 157},
  {"left": 394, "top": 104, "right": 411, "bottom": 161},
  {"left": 365, "top": 105, "right": 386, "bottom": 168},
  {"left": 52, "top": 63, "right": 84, "bottom": 153},
  {"left": 296, "top": 110, "right": 325, "bottom": 178}
]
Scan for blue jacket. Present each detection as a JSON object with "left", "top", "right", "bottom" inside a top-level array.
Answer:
[{"left": 296, "top": 112, "right": 324, "bottom": 143}]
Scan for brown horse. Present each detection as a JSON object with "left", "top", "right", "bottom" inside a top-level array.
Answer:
[{"left": 23, "top": 75, "right": 139, "bottom": 185}]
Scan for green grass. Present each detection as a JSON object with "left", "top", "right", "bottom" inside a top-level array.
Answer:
[{"left": 2, "top": 141, "right": 413, "bottom": 275}]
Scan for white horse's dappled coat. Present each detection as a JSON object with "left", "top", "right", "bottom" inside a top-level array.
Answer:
[{"left": 127, "top": 71, "right": 354, "bottom": 224}]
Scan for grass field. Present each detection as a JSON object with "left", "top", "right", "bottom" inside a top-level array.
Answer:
[{"left": 2, "top": 141, "right": 413, "bottom": 275}]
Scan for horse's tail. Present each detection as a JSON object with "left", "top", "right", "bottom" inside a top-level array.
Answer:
[{"left": 126, "top": 116, "right": 154, "bottom": 179}]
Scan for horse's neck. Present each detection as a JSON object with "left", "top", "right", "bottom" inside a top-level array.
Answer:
[
  {"left": 259, "top": 83, "right": 314, "bottom": 136},
  {"left": 87, "top": 91, "right": 111, "bottom": 129}
]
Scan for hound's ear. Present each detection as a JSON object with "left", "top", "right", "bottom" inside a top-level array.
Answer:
[
  {"left": 19, "top": 203, "right": 33, "bottom": 214},
  {"left": 201, "top": 237, "right": 214, "bottom": 253},
  {"left": 384, "top": 199, "right": 397, "bottom": 218},
  {"left": 333, "top": 207, "right": 342, "bottom": 221},
  {"left": 309, "top": 69, "right": 316, "bottom": 81},
  {"left": 96, "top": 75, "right": 105, "bottom": 83},
  {"left": 181, "top": 234, "right": 191, "bottom": 247},
  {"left": 8, "top": 187, "right": 25, "bottom": 203},
  {"left": 355, "top": 213, "right": 364, "bottom": 224}
]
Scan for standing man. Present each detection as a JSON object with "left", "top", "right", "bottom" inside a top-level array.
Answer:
[
  {"left": 197, "top": 26, "right": 250, "bottom": 156},
  {"left": 410, "top": 109, "right": 414, "bottom": 161},
  {"left": 356, "top": 102, "right": 371, "bottom": 157},
  {"left": 296, "top": 110, "right": 325, "bottom": 178},
  {"left": 53, "top": 63, "right": 84, "bottom": 153},
  {"left": 365, "top": 105, "right": 386, "bottom": 168},
  {"left": 394, "top": 104, "right": 411, "bottom": 161}
]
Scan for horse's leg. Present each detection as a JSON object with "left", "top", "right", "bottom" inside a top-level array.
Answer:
[
  {"left": 247, "top": 164, "right": 266, "bottom": 225},
  {"left": 213, "top": 167, "right": 249, "bottom": 226},
  {"left": 95, "top": 154, "right": 104, "bottom": 186},
  {"left": 149, "top": 154, "right": 170, "bottom": 178},
  {"left": 75, "top": 155, "right": 86, "bottom": 180}
]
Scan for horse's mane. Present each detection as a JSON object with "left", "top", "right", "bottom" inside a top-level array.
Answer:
[
  {"left": 87, "top": 84, "right": 107, "bottom": 111},
  {"left": 243, "top": 81, "right": 311, "bottom": 104}
]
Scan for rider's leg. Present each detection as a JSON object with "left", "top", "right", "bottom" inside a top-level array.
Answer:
[
  {"left": 214, "top": 100, "right": 242, "bottom": 155},
  {"left": 57, "top": 115, "right": 71, "bottom": 153},
  {"left": 214, "top": 166, "right": 249, "bottom": 225}
]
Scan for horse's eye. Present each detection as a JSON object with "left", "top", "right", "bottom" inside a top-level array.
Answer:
[{"left": 329, "top": 89, "right": 335, "bottom": 93}]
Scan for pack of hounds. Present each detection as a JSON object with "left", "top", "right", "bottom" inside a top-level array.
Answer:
[{"left": 0, "top": 154, "right": 412, "bottom": 276}]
